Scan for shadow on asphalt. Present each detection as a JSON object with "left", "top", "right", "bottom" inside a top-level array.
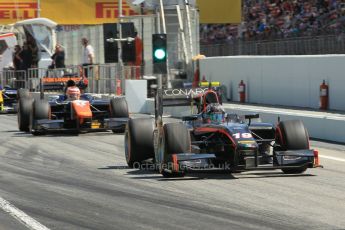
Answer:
[
  {"left": 10, "top": 130, "right": 121, "bottom": 137},
  {"left": 2, "top": 130, "right": 19, "bottom": 132},
  {"left": 125, "top": 168, "right": 237, "bottom": 181},
  {"left": 99, "top": 165, "right": 316, "bottom": 181},
  {"left": 236, "top": 172, "right": 316, "bottom": 179},
  {"left": 126, "top": 169, "right": 315, "bottom": 181},
  {"left": 98, "top": 165, "right": 130, "bottom": 170},
  {"left": 11, "top": 132, "right": 79, "bottom": 137}
]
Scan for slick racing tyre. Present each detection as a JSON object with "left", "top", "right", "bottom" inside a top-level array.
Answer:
[
  {"left": 110, "top": 97, "right": 129, "bottom": 133},
  {"left": 17, "top": 88, "right": 30, "bottom": 100},
  {"left": 160, "top": 122, "right": 191, "bottom": 178},
  {"left": 275, "top": 120, "right": 309, "bottom": 174},
  {"left": 125, "top": 118, "right": 154, "bottom": 168},
  {"left": 18, "top": 98, "right": 32, "bottom": 132},
  {"left": 30, "top": 99, "right": 50, "bottom": 136}
]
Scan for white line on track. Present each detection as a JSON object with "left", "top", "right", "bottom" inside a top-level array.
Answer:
[
  {"left": 319, "top": 155, "right": 345, "bottom": 162},
  {"left": 0, "top": 196, "right": 50, "bottom": 230}
]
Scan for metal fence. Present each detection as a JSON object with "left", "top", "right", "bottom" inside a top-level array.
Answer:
[
  {"left": 200, "top": 34, "right": 345, "bottom": 56},
  {"left": 0, "top": 70, "right": 27, "bottom": 89},
  {"left": 0, "top": 64, "right": 142, "bottom": 95}
]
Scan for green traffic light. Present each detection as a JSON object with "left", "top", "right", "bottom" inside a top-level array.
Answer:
[{"left": 154, "top": 49, "right": 166, "bottom": 60}]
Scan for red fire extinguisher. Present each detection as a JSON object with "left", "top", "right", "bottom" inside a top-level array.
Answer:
[
  {"left": 116, "top": 79, "right": 122, "bottom": 96},
  {"left": 238, "top": 80, "right": 246, "bottom": 103},
  {"left": 319, "top": 80, "right": 328, "bottom": 110}
]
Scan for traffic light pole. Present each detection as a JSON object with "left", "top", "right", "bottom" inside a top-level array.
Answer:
[
  {"left": 118, "top": 0, "right": 124, "bottom": 85},
  {"left": 159, "top": 0, "right": 166, "bottom": 34},
  {"left": 158, "top": 0, "right": 169, "bottom": 87}
]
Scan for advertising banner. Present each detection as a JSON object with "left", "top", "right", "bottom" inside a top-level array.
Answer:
[
  {"left": 197, "top": 0, "right": 241, "bottom": 24},
  {"left": 0, "top": 0, "right": 241, "bottom": 25},
  {"left": 0, "top": 0, "right": 137, "bottom": 25}
]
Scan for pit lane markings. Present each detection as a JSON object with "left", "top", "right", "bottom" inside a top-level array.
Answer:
[
  {"left": 0, "top": 196, "right": 50, "bottom": 230},
  {"left": 319, "top": 155, "right": 345, "bottom": 162}
]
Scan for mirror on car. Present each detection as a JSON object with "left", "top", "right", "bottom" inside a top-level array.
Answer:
[
  {"left": 244, "top": 113, "right": 260, "bottom": 119},
  {"left": 182, "top": 115, "right": 198, "bottom": 121}
]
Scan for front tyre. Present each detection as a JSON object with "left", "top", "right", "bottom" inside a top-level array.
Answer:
[
  {"left": 160, "top": 122, "right": 191, "bottom": 178},
  {"left": 17, "top": 98, "right": 33, "bottom": 132},
  {"left": 125, "top": 118, "right": 154, "bottom": 168},
  {"left": 30, "top": 99, "right": 50, "bottom": 136},
  {"left": 110, "top": 97, "right": 129, "bottom": 133},
  {"left": 275, "top": 120, "right": 309, "bottom": 174}
]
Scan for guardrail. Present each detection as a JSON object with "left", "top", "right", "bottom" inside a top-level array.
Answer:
[{"left": 0, "top": 64, "right": 142, "bottom": 95}]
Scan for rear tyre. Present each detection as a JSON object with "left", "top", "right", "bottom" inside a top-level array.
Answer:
[
  {"left": 110, "top": 97, "right": 129, "bottom": 133},
  {"left": 30, "top": 99, "right": 50, "bottom": 136},
  {"left": 160, "top": 122, "right": 191, "bottom": 178},
  {"left": 17, "top": 98, "right": 33, "bottom": 132},
  {"left": 275, "top": 120, "right": 309, "bottom": 174},
  {"left": 125, "top": 118, "right": 154, "bottom": 168}
]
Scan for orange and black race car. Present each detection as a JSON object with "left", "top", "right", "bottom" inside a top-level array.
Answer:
[
  {"left": 17, "top": 91, "right": 128, "bottom": 135},
  {"left": 124, "top": 82, "right": 322, "bottom": 177}
]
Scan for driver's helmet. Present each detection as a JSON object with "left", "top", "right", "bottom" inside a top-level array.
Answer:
[
  {"left": 66, "top": 80, "right": 76, "bottom": 88},
  {"left": 66, "top": 86, "right": 80, "bottom": 100},
  {"left": 205, "top": 103, "right": 225, "bottom": 123}
]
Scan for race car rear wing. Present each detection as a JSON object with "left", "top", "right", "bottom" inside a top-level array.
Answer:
[
  {"left": 162, "top": 87, "right": 207, "bottom": 107},
  {"left": 162, "top": 83, "right": 222, "bottom": 106}
]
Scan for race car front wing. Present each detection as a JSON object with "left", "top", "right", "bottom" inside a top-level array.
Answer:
[
  {"left": 165, "top": 149, "right": 321, "bottom": 173},
  {"left": 31, "top": 117, "right": 128, "bottom": 132}
]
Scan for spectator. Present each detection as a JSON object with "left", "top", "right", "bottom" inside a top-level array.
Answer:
[
  {"left": 50, "top": 44, "right": 65, "bottom": 77},
  {"left": 26, "top": 36, "right": 38, "bottom": 68},
  {"left": 13, "top": 45, "right": 23, "bottom": 71},
  {"left": 200, "top": 0, "right": 345, "bottom": 44},
  {"left": 13, "top": 45, "right": 25, "bottom": 89},
  {"left": 21, "top": 42, "right": 32, "bottom": 71},
  {"left": 51, "top": 44, "right": 65, "bottom": 69},
  {"left": 81, "top": 37, "right": 95, "bottom": 78}
]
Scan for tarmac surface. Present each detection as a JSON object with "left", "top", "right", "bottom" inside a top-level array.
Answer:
[{"left": 0, "top": 113, "right": 345, "bottom": 230}]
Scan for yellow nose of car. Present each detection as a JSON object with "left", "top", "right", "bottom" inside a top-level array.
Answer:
[{"left": 0, "top": 91, "right": 4, "bottom": 111}]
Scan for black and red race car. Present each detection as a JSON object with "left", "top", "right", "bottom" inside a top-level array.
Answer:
[{"left": 124, "top": 82, "right": 321, "bottom": 177}]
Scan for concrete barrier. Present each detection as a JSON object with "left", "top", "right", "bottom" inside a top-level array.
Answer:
[{"left": 199, "top": 55, "right": 345, "bottom": 111}]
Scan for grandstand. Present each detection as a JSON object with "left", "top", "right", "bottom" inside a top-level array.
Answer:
[{"left": 200, "top": 0, "right": 345, "bottom": 56}]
